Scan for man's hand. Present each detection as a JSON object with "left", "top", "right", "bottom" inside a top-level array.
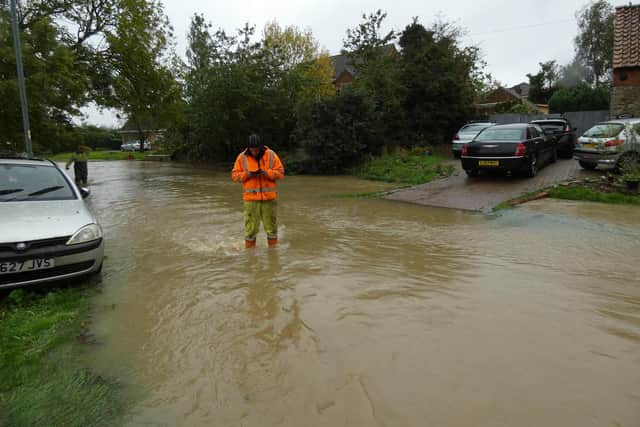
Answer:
[{"left": 247, "top": 169, "right": 264, "bottom": 178}]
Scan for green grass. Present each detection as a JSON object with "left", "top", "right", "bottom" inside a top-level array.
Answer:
[
  {"left": 352, "top": 150, "right": 454, "bottom": 185},
  {"left": 0, "top": 287, "right": 122, "bottom": 427},
  {"left": 549, "top": 185, "right": 640, "bottom": 205},
  {"left": 47, "top": 151, "right": 149, "bottom": 161}
]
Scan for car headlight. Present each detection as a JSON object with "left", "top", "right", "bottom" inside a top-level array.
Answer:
[{"left": 66, "top": 224, "right": 103, "bottom": 245}]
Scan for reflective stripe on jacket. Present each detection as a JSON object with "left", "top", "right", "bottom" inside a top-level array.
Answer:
[{"left": 231, "top": 146, "right": 284, "bottom": 201}]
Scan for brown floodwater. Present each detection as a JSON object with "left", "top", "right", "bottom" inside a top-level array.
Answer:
[{"left": 82, "top": 161, "right": 640, "bottom": 427}]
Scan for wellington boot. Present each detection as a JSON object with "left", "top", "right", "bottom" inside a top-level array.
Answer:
[
  {"left": 267, "top": 238, "right": 278, "bottom": 248},
  {"left": 245, "top": 239, "right": 256, "bottom": 249}
]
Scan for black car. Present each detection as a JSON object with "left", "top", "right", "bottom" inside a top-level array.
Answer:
[
  {"left": 460, "top": 123, "right": 557, "bottom": 178},
  {"left": 529, "top": 119, "right": 577, "bottom": 158}
]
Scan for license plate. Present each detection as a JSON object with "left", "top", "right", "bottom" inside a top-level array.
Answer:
[
  {"left": 582, "top": 143, "right": 596, "bottom": 149},
  {"left": 0, "top": 259, "right": 55, "bottom": 275},
  {"left": 479, "top": 160, "right": 499, "bottom": 166}
]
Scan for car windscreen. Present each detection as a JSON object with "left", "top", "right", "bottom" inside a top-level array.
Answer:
[
  {"left": 460, "top": 124, "right": 491, "bottom": 134},
  {"left": 0, "top": 164, "right": 76, "bottom": 202},
  {"left": 533, "top": 122, "right": 566, "bottom": 131},
  {"left": 474, "top": 128, "right": 525, "bottom": 142},
  {"left": 583, "top": 123, "right": 624, "bottom": 138}
]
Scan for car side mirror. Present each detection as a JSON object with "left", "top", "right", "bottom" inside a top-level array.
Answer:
[{"left": 80, "top": 187, "right": 91, "bottom": 198}]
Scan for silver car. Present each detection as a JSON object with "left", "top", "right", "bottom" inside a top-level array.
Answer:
[
  {"left": 574, "top": 118, "right": 640, "bottom": 170},
  {"left": 0, "top": 156, "right": 104, "bottom": 290},
  {"left": 452, "top": 122, "right": 495, "bottom": 158}
]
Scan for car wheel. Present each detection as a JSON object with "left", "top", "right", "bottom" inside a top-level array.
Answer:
[
  {"left": 579, "top": 161, "right": 597, "bottom": 170},
  {"left": 526, "top": 157, "right": 538, "bottom": 178},
  {"left": 465, "top": 169, "right": 479, "bottom": 177}
]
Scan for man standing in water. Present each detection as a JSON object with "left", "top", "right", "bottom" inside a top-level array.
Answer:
[
  {"left": 65, "top": 146, "right": 89, "bottom": 186},
  {"left": 232, "top": 134, "right": 285, "bottom": 248}
]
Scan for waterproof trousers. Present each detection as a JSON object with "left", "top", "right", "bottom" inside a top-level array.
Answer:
[
  {"left": 244, "top": 200, "right": 277, "bottom": 242},
  {"left": 74, "top": 161, "right": 88, "bottom": 186}
]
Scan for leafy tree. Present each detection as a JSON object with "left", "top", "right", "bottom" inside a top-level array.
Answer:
[
  {"left": 104, "top": 0, "right": 182, "bottom": 149},
  {"left": 575, "top": 0, "right": 615, "bottom": 86},
  {"left": 293, "top": 87, "right": 379, "bottom": 174},
  {"left": 558, "top": 56, "right": 594, "bottom": 88},
  {"left": 399, "top": 18, "right": 479, "bottom": 144},
  {"left": 548, "top": 84, "right": 609, "bottom": 113},
  {"left": 343, "top": 10, "right": 406, "bottom": 148},
  {"left": 0, "top": 8, "right": 88, "bottom": 153},
  {"left": 527, "top": 60, "right": 559, "bottom": 104}
]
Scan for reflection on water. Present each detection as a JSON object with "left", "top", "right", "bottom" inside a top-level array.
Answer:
[{"left": 82, "top": 162, "right": 640, "bottom": 427}]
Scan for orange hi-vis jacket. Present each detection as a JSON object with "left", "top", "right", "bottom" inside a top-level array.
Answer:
[{"left": 231, "top": 146, "right": 284, "bottom": 201}]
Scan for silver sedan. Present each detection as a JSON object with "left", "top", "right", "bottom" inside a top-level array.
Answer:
[{"left": 0, "top": 156, "right": 104, "bottom": 290}]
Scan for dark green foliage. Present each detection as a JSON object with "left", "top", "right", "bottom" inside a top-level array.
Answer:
[
  {"left": 527, "top": 60, "right": 559, "bottom": 104},
  {"left": 294, "top": 87, "right": 380, "bottom": 174},
  {"left": 399, "top": 20, "right": 477, "bottom": 144},
  {"left": 548, "top": 84, "right": 610, "bottom": 113}
]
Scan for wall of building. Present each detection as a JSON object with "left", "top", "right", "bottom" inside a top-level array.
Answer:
[
  {"left": 613, "top": 67, "right": 640, "bottom": 86},
  {"left": 611, "top": 85, "right": 640, "bottom": 117}
]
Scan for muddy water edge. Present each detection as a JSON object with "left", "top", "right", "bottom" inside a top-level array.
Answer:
[{"left": 82, "top": 161, "right": 640, "bottom": 427}]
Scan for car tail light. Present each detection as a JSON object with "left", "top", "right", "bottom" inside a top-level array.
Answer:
[
  {"left": 604, "top": 139, "right": 624, "bottom": 147},
  {"left": 565, "top": 125, "right": 572, "bottom": 133},
  {"left": 453, "top": 134, "right": 460, "bottom": 141},
  {"left": 515, "top": 143, "right": 526, "bottom": 157},
  {"left": 461, "top": 144, "right": 468, "bottom": 156}
]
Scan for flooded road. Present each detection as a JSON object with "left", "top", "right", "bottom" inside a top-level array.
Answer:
[{"left": 83, "top": 161, "right": 640, "bottom": 427}]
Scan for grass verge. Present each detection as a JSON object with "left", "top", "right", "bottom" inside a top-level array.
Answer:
[
  {"left": 549, "top": 185, "right": 640, "bottom": 205},
  {"left": 47, "top": 151, "right": 150, "bottom": 161},
  {"left": 0, "top": 286, "right": 122, "bottom": 427},
  {"left": 352, "top": 149, "right": 454, "bottom": 185}
]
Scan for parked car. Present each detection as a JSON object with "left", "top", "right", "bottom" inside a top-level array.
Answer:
[
  {"left": 460, "top": 123, "right": 557, "bottom": 178},
  {"left": 451, "top": 122, "right": 496, "bottom": 158},
  {"left": 530, "top": 118, "right": 577, "bottom": 158},
  {"left": 574, "top": 118, "right": 640, "bottom": 170},
  {"left": 120, "top": 141, "right": 150, "bottom": 151},
  {"left": 0, "top": 154, "right": 104, "bottom": 290}
]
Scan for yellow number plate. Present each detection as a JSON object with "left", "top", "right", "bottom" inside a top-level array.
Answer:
[
  {"left": 478, "top": 160, "right": 499, "bottom": 166},
  {"left": 582, "top": 143, "right": 596, "bottom": 149}
]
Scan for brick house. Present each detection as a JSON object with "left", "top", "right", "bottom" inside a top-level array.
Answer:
[{"left": 611, "top": 4, "right": 640, "bottom": 117}]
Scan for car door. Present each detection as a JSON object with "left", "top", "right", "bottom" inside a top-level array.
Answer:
[{"left": 528, "top": 126, "right": 544, "bottom": 162}]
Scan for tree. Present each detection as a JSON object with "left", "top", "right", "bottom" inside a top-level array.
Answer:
[
  {"left": 0, "top": 7, "right": 89, "bottom": 152},
  {"left": 548, "top": 84, "right": 609, "bottom": 113},
  {"left": 103, "top": 0, "right": 182, "bottom": 149},
  {"left": 527, "top": 60, "right": 559, "bottom": 104},
  {"left": 575, "top": 0, "right": 615, "bottom": 86},
  {"left": 399, "top": 18, "right": 480, "bottom": 144},
  {"left": 558, "top": 56, "right": 594, "bottom": 88}
]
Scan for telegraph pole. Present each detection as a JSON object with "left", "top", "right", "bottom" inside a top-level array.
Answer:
[{"left": 9, "top": 0, "right": 33, "bottom": 156}]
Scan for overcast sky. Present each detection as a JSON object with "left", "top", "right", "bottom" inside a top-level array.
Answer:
[{"left": 83, "top": 0, "right": 621, "bottom": 127}]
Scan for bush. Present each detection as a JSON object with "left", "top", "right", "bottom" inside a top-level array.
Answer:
[
  {"left": 293, "top": 87, "right": 381, "bottom": 174},
  {"left": 549, "top": 84, "right": 609, "bottom": 113}
]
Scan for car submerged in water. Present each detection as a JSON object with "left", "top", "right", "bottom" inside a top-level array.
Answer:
[
  {"left": 460, "top": 123, "right": 557, "bottom": 178},
  {"left": 574, "top": 118, "right": 640, "bottom": 171},
  {"left": 0, "top": 154, "right": 104, "bottom": 290}
]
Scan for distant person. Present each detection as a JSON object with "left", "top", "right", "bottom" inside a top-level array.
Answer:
[
  {"left": 66, "top": 146, "right": 89, "bottom": 186},
  {"left": 231, "top": 134, "right": 285, "bottom": 248}
]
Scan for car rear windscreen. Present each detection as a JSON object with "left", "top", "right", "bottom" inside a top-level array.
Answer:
[
  {"left": 460, "top": 124, "right": 490, "bottom": 134},
  {"left": 474, "top": 128, "right": 525, "bottom": 142},
  {"left": 0, "top": 164, "right": 76, "bottom": 202},
  {"left": 534, "top": 122, "right": 566, "bottom": 131},
  {"left": 583, "top": 123, "right": 624, "bottom": 138}
]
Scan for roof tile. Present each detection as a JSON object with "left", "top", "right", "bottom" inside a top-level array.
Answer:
[{"left": 614, "top": 5, "right": 640, "bottom": 68}]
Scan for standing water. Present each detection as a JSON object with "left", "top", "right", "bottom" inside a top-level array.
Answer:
[{"left": 83, "top": 161, "right": 639, "bottom": 426}]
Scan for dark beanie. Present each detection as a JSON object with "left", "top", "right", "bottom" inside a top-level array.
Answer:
[{"left": 248, "top": 134, "right": 261, "bottom": 148}]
